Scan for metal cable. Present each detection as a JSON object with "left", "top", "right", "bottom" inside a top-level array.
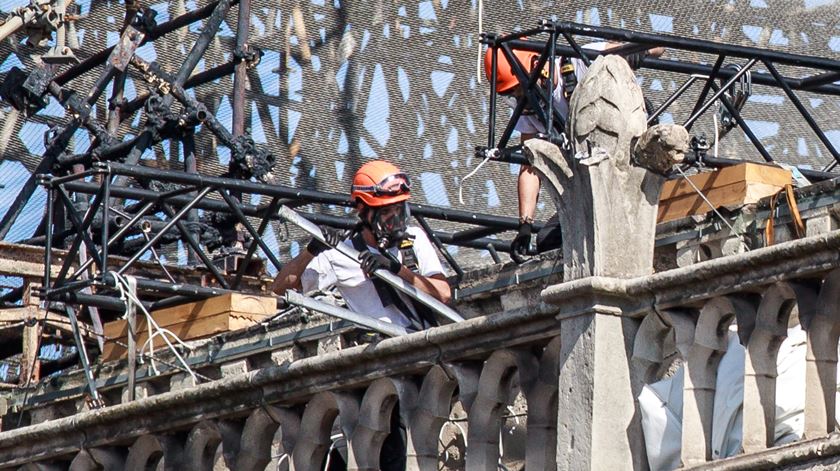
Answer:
[{"left": 674, "top": 165, "right": 751, "bottom": 253}]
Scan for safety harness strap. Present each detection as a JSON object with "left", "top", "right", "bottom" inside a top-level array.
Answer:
[
  {"left": 765, "top": 183, "right": 805, "bottom": 246},
  {"left": 351, "top": 233, "right": 435, "bottom": 332}
]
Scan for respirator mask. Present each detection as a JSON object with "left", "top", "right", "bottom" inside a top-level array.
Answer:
[{"left": 370, "top": 201, "right": 410, "bottom": 249}]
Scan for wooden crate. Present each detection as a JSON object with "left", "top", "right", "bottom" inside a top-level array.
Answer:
[
  {"left": 657, "top": 163, "right": 792, "bottom": 223},
  {"left": 102, "top": 293, "right": 276, "bottom": 361}
]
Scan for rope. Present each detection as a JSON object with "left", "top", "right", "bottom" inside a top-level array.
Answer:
[
  {"left": 713, "top": 112, "right": 719, "bottom": 159},
  {"left": 458, "top": 151, "right": 492, "bottom": 205},
  {"left": 765, "top": 183, "right": 805, "bottom": 246},
  {"left": 111, "top": 338, "right": 213, "bottom": 382},
  {"left": 109, "top": 272, "right": 198, "bottom": 382},
  {"left": 476, "top": 0, "right": 484, "bottom": 84}
]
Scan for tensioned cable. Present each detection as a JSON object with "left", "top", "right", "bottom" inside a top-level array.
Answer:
[{"left": 674, "top": 165, "right": 751, "bottom": 253}]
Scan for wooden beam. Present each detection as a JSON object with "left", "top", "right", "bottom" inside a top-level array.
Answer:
[{"left": 658, "top": 163, "right": 792, "bottom": 223}]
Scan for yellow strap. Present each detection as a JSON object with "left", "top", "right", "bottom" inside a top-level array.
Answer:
[
  {"left": 785, "top": 183, "right": 806, "bottom": 239},
  {"left": 766, "top": 191, "right": 778, "bottom": 246},
  {"left": 765, "top": 184, "right": 804, "bottom": 246}
]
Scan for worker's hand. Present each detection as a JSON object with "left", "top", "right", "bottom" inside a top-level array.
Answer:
[
  {"left": 510, "top": 222, "right": 533, "bottom": 264},
  {"left": 625, "top": 50, "right": 648, "bottom": 70},
  {"left": 359, "top": 251, "right": 401, "bottom": 276},
  {"left": 306, "top": 227, "right": 345, "bottom": 256}
]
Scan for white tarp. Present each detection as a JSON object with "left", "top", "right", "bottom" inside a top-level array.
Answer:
[{"left": 639, "top": 325, "right": 810, "bottom": 471}]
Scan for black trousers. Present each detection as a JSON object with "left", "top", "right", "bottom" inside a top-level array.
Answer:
[{"left": 536, "top": 213, "right": 562, "bottom": 253}]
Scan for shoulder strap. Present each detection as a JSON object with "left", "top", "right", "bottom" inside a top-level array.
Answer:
[{"left": 351, "top": 233, "right": 433, "bottom": 332}]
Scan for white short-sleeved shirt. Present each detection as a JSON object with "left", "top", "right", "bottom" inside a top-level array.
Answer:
[
  {"left": 514, "top": 43, "right": 607, "bottom": 135},
  {"left": 300, "top": 226, "right": 445, "bottom": 328}
]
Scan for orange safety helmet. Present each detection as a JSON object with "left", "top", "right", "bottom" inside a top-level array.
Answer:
[
  {"left": 484, "top": 47, "right": 548, "bottom": 94},
  {"left": 351, "top": 160, "right": 411, "bottom": 207}
]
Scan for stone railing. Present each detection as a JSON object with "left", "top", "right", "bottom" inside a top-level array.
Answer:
[{"left": 0, "top": 229, "right": 839, "bottom": 469}]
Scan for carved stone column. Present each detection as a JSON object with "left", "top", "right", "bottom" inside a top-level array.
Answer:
[
  {"left": 523, "top": 55, "right": 688, "bottom": 281},
  {"left": 555, "top": 307, "right": 645, "bottom": 470},
  {"left": 741, "top": 282, "right": 808, "bottom": 452},
  {"left": 293, "top": 391, "right": 360, "bottom": 471},
  {"left": 350, "top": 377, "right": 418, "bottom": 471},
  {"left": 466, "top": 349, "right": 538, "bottom": 470},
  {"left": 803, "top": 269, "right": 840, "bottom": 438},
  {"left": 666, "top": 296, "right": 750, "bottom": 467},
  {"left": 68, "top": 448, "right": 125, "bottom": 471},
  {"left": 406, "top": 366, "right": 457, "bottom": 470},
  {"left": 534, "top": 55, "right": 689, "bottom": 471}
]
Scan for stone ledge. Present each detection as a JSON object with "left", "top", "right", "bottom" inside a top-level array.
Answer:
[
  {"left": 542, "top": 229, "right": 840, "bottom": 309},
  {"left": 685, "top": 432, "right": 840, "bottom": 470}
]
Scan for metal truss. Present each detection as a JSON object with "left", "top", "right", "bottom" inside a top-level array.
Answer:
[
  {"left": 38, "top": 161, "right": 527, "bottom": 311},
  {"left": 0, "top": 0, "right": 526, "bottom": 300},
  {"left": 478, "top": 20, "right": 840, "bottom": 181},
  {"left": 0, "top": 0, "right": 526, "bottom": 399}
]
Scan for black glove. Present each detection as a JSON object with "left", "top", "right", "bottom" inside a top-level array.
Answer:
[
  {"left": 625, "top": 50, "right": 648, "bottom": 70},
  {"left": 359, "top": 250, "right": 401, "bottom": 276},
  {"left": 306, "top": 227, "right": 345, "bottom": 256},
  {"left": 510, "top": 222, "right": 533, "bottom": 264}
]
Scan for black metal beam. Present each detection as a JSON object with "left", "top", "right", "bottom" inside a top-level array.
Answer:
[
  {"left": 54, "top": 0, "right": 240, "bottom": 86},
  {"left": 101, "top": 162, "right": 527, "bottom": 230},
  {"left": 763, "top": 61, "right": 840, "bottom": 168},
  {"left": 549, "top": 21, "right": 840, "bottom": 72},
  {"left": 62, "top": 178, "right": 524, "bottom": 252},
  {"left": 501, "top": 40, "right": 840, "bottom": 96}
]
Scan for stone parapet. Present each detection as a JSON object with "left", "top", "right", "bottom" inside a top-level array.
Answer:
[{"left": 2, "top": 229, "right": 840, "bottom": 468}]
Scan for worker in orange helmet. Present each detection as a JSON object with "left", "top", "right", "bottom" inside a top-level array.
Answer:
[
  {"left": 272, "top": 160, "right": 451, "bottom": 333},
  {"left": 485, "top": 44, "right": 663, "bottom": 261},
  {"left": 273, "top": 160, "right": 451, "bottom": 470}
]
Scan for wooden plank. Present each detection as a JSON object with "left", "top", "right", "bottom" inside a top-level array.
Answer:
[
  {"left": 660, "top": 165, "right": 745, "bottom": 200},
  {"left": 659, "top": 163, "right": 790, "bottom": 200},
  {"left": 103, "top": 293, "right": 276, "bottom": 339},
  {"left": 658, "top": 181, "right": 748, "bottom": 223},
  {"left": 102, "top": 311, "right": 261, "bottom": 361},
  {"left": 101, "top": 293, "right": 276, "bottom": 361},
  {"left": 745, "top": 182, "right": 785, "bottom": 204},
  {"left": 104, "top": 308, "right": 270, "bottom": 340},
  {"left": 744, "top": 163, "right": 795, "bottom": 187},
  {"left": 20, "top": 314, "right": 40, "bottom": 385},
  {"left": 657, "top": 163, "right": 791, "bottom": 223}
]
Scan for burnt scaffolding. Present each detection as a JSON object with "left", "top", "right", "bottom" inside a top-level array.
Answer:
[
  {"left": 38, "top": 160, "right": 524, "bottom": 312},
  {"left": 0, "top": 1, "right": 551, "bottom": 403}
]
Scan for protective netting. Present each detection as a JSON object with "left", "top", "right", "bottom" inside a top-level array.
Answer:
[{"left": 0, "top": 0, "right": 837, "bottom": 271}]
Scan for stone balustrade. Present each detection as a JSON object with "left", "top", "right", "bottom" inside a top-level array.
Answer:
[{"left": 0, "top": 229, "right": 838, "bottom": 469}]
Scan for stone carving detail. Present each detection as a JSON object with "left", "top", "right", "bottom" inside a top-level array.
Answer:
[
  {"left": 523, "top": 55, "right": 689, "bottom": 280},
  {"left": 466, "top": 348, "right": 538, "bottom": 469},
  {"left": 666, "top": 296, "right": 751, "bottom": 466},
  {"left": 183, "top": 421, "right": 222, "bottom": 471},
  {"left": 407, "top": 366, "right": 457, "bottom": 469},
  {"left": 68, "top": 448, "right": 125, "bottom": 471}
]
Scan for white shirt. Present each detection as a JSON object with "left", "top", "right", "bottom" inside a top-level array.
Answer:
[
  {"left": 514, "top": 43, "right": 607, "bottom": 135},
  {"left": 300, "top": 226, "right": 445, "bottom": 329}
]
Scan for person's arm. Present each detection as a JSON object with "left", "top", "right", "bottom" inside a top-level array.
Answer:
[
  {"left": 648, "top": 47, "right": 665, "bottom": 58},
  {"left": 395, "top": 269, "right": 451, "bottom": 304},
  {"left": 273, "top": 228, "right": 345, "bottom": 295},
  {"left": 271, "top": 250, "right": 315, "bottom": 296}
]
